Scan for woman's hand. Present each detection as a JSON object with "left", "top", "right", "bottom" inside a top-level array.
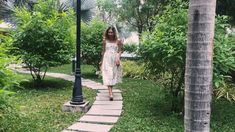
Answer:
[{"left": 116, "top": 58, "right": 120, "bottom": 66}]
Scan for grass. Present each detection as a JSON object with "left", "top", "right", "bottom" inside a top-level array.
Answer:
[
  {"left": 0, "top": 74, "right": 96, "bottom": 132},
  {"left": 111, "top": 78, "right": 235, "bottom": 132},
  {"left": 25, "top": 64, "right": 235, "bottom": 131},
  {"left": 49, "top": 63, "right": 98, "bottom": 79},
  {"left": 50, "top": 64, "right": 235, "bottom": 131},
  {"left": 112, "top": 78, "right": 184, "bottom": 132}
]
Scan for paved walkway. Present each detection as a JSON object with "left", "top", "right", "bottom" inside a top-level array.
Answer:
[{"left": 12, "top": 67, "right": 123, "bottom": 132}]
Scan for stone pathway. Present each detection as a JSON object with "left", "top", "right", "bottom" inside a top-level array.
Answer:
[{"left": 12, "top": 67, "right": 123, "bottom": 132}]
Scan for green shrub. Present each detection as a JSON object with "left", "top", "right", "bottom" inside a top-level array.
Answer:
[
  {"left": 81, "top": 18, "right": 107, "bottom": 70},
  {"left": 11, "top": 0, "right": 75, "bottom": 83},
  {"left": 139, "top": 2, "right": 188, "bottom": 112},
  {"left": 139, "top": 2, "right": 235, "bottom": 110},
  {"left": 213, "top": 16, "right": 235, "bottom": 88},
  {"left": 213, "top": 16, "right": 235, "bottom": 101},
  {"left": 123, "top": 44, "right": 138, "bottom": 53},
  {"left": 0, "top": 37, "right": 20, "bottom": 125},
  {"left": 122, "top": 60, "right": 147, "bottom": 79}
]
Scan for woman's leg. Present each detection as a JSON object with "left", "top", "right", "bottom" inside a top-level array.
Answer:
[{"left": 108, "top": 85, "right": 113, "bottom": 101}]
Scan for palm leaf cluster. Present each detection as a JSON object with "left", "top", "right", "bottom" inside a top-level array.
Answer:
[{"left": 0, "top": 0, "right": 96, "bottom": 21}]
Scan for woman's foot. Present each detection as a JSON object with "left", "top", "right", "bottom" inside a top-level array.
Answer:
[{"left": 109, "top": 95, "right": 113, "bottom": 101}]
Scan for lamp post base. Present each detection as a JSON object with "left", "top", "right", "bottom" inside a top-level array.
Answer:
[{"left": 62, "top": 101, "right": 90, "bottom": 113}]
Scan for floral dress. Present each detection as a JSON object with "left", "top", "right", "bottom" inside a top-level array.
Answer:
[{"left": 101, "top": 41, "right": 122, "bottom": 86}]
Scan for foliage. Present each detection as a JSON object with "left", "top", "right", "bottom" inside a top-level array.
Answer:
[
  {"left": 0, "top": 35, "right": 21, "bottom": 122},
  {"left": 217, "top": 0, "right": 235, "bottom": 24},
  {"left": 213, "top": 16, "right": 235, "bottom": 89},
  {"left": 11, "top": 0, "right": 75, "bottom": 83},
  {"left": 139, "top": 2, "right": 188, "bottom": 112},
  {"left": 123, "top": 44, "right": 138, "bottom": 54},
  {"left": 140, "top": 2, "right": 235, "bottom": 110},
  {"left": 122, "top": 60, "right": 148, "bottom": 79},
  {"left": 0, "top": 0, "right": 34, "bottom": 21},
  {"left": 215, "top": 83, "right": 235, "bottom": 102},
  {"left": 213, "top": 16, "right": 235, "bottom": 101},
  {"left": 81, "top": 18, "right": 107, "bottom": 70},
  {"left": 97, "top": 0, "right": 170, "bottom": 34}
]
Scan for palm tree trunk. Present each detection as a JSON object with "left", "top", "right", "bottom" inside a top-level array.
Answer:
[{"left": 184, "top": 0, "right": 216, "bottom": 132}]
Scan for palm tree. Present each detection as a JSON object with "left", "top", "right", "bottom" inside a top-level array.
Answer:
[
  {"left": 0, "top": 0, "right": 96, "bottom": 21},
  {"left": 0, "top": 0, "right": 35, "bottom": 21},
  {"left": 184, "top": 0, "right": 216, "bottom": 132}
]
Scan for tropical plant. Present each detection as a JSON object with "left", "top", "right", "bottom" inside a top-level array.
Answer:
[
  {"left": 122, "top": 60, "right": 147, "bottom": 79},
  {"left": 0, "top": 35, "right": 20, "bottom": 119},
  {"left": 11, "top": 0, "right": 75, "bottom": 83},
  {"left": 81, "top": 18, "right": 107, "bottom": 70},
  {"left": 140, "top": 0, "right": 235, "bottom": 112},
  {"left": 139, "top": 1, "right": 188, "bottom": 112},
  {"left": 123, "top": 44, "right": 138, "bottom": 54}
]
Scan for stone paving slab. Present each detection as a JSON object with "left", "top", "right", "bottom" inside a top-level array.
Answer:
[
  {"left": 97, "top": 94, "right": 122, "bottom": 98},
  {"left": 96, "top": 96, "right": 122, "bottom": 101},
  {"left": 86, "top": 108, "right": 122, "bottom": 116},
  {"left": 93, "top": 101, "right": 122, "bottom": 105},
  {"left": 96, "top": 94, "right": 122, "bottom": 101},
  {"left": 79, "top": 115, "right": 119, "bottom": 124},
  {"left": 98, "top": 89, "right": 122, "bottom": 93},
  {"left": 92, "top": 104, "right": 122, "bottom": 110},
  {"left": 97, "top": 93, "right": 122, "bottom": 96},
  {"left": 67, "top": 122, "right": 113, "bottom": 132},
  {"left": 85, "top": 85, "right": 107, "bottom": 90}
]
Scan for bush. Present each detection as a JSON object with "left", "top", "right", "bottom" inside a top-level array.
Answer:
[
  {"left": 139, "top": 2, "right": 235, "bottom": 111},
  {"left": 122, "top": 60, "right": 147, "bottom": 79},
  {"left": 81, "top": 18, "right": 107, "bottom": 70},
  {"left": 11, "top": 0, "right": 75, "bottom": 83},
  {"left": 123, "top": 43, "right": 138, "bottom": 54},
  {"left": 213, "top": 16, "right": 235, "bottom": 101},
  {"left": 0, "top": 36, "right": 20, "bottom": 125},
  {"left": 139, "top": 2, "right": 188, "bottom": 112}
]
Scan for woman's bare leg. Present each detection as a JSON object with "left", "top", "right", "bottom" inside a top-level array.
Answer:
[{"left": 108, "top": 85, "right": 113, "bottom": 101}]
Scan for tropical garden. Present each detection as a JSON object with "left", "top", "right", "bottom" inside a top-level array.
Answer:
[{"left": 0, "top": 0, "right": 235, "bottom": 131}]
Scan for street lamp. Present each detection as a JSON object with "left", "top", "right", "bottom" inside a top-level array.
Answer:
[{"left": 70, "top": 0, "right": 85, "bottom": 105}]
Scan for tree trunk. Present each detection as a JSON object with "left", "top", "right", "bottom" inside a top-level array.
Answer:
[{"left": 184, "top": 0, "right": 216, "bottom": 132}]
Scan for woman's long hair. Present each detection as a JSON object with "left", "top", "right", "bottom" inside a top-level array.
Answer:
[{"left": 103, "top": 26, "right": 118, "bottom": 41}]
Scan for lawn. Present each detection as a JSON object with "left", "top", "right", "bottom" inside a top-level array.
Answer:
[
  {"left": 44, "top": 64, "right": 235, "bottom": 131},
  {"left": 0, "top": 74, "right": 96, "bottom": 132},
  {"left": 49, "top": 63, "right": 97, "bottom": 77},
  {"left": 4, "top": 65, "right": 235, "bottom": 132},
  {"left": 112, "top": 78, "right": 235, "bottom": 132}
]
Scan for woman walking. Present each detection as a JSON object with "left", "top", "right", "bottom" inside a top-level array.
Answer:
[{"left": 100, "top": 26, "right": 123, "bottom": 101}]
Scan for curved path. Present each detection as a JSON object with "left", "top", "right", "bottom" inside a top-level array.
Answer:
[{"left": 13, "top": 68, "right": 123, "bottom": 132}]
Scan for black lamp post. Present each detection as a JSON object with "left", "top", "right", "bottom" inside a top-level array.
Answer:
[{"left": 70, "top": 0, "right": 85, "bottom": 105}]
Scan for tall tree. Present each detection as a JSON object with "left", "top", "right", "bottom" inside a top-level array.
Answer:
[
  {"left": 97, "top": 0, "right": 169, "bottom": 35},
  {"left": 184, "top": 0, "right": 216, "bottom": 131}
]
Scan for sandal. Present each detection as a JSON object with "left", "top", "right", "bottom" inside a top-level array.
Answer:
[{"left": 109, "top": 95, "right": 113, "bottom": 101}]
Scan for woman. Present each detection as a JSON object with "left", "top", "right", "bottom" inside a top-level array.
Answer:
[{"left": 100, "top": 26, "right": 123, "bottom": 101}]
